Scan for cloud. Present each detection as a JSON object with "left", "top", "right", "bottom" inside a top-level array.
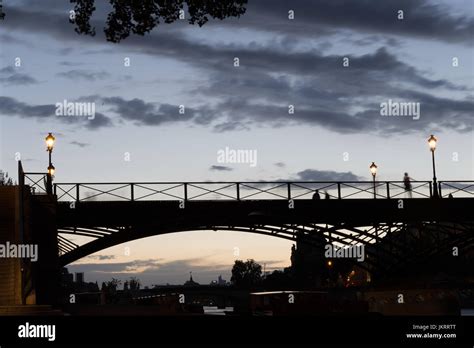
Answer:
[
  {"left": 87, "top": 254, "right": 115, "bottom": 260},
  {"left": 294, "top": 169, "right": 363, "bottom": 181},
  {"left": 9, "top": 0, "right": 472, "bottom": 45},
  {"left": 102, "top": 96, "right": 215, "bottom": 126},
  {"left": 0, "top": 66, "right": 38, "bottom": 85},
  {"left": 70, "top": 141, "right": 90, "bottom": 148},
  {"left": 68, "top": 256, "right": 286, "bottom": 286},
  {"left": 0, "top": 96, "right": 113, "bottom": 130},
  {"left": 236, "top": 0, "right": 474, "bottom": 45},
  {"left": 59, "top": 61, "right": 84, "bottom": 67},
  {"left": 57, "top": 69, "right": 110, "bottom": 81},
  {"left": 274, "top": 162, "right": 285, "bottom": 168},
  {"left": 210, "top": 165, "right": 233, "bottom": 172},
  {"left": 1, "top": 2, "right": 473, "bottom": 136},
  {"left": 0, "top": 33, "right": 31, "bottom": 46},
  {"left": 68, "top": 257, "right": 233, "bottom": 285},
  {"left": 213, "top": 121, "right": 250, "bottom": 132}
]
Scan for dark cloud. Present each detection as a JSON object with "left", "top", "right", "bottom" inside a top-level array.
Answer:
[
  {"left": 210, "top": 165, "right": 233, "bottom": 172},
  {"left": 57, "top": 69, "right": 110, "bottom": 81},
  {"left": 196, "top": 45, "right": 472, "bottom": 134},
  {"left": 0, "top": 33, "right": 27, "bottom": 45},
  {"left": 8, "top": 0, "right": 474, "bottom": 45},
  {"left": 295, "top": 169, "right": 363, "bottom": 181},
  {"left": 102, "top": 96, "right": 215, "bottom": 126},
  {"left": 0, "top": 95, "right": 55, "bottom": 117},
  {"left": 0, "top": 66, "right": 38, "bottom": 85},
  {"left": 70, "top": 141, "right": 90, "bottom": 148},
  {"left": 213, "top": 121, "right": 250, "bottom": 132},
  {"left": 59, "top": 61, "right": 84, "bottom": 67},
  {"left": 1, "top": 2, "right": 472, "bottom": 135},
  {"left": 232, "top": 0, "right": 474, "bottom": 45},
  {"left": 0, "top": 96, "right": 113, "bottom": 130},
  {"left": 0, "top": 74, "right": 37, "bottom": 85}
]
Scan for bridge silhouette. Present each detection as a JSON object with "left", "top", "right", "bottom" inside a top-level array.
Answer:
[
  {"left": 19, "top": 162, "right": 474, "bottom": 273},
  {"left": 0, "top": 161, "right": 471, "bottom": 306}
]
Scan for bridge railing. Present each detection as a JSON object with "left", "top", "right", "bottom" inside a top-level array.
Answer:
[
  {"left": 53, "top": 180, "right": 433, "bottom": 202},
  {"left": 23, "top": 172, "right": 49, "bottom": 195},
  {"left": 439, "top": 181, "right": 474, "bottom": 198}
]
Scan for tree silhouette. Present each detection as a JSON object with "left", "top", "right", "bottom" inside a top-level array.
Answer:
[
  {"left": 263, "top": 269, "right": 293, "bottom": 289},
  {"left": 105, "top": 278, "right": 121, "bottom": 292},
  {"left": 231, "top": 259, "right": 262, "bottom": 288},
  {"left": 129, "top": 276, "right": 141, "bottom": 290},
  {"left": 0, "top": 171, "right": 14, "bottom": 186},
  {"left": 69, "top": 0, "right": 248, "bottom": 43}
]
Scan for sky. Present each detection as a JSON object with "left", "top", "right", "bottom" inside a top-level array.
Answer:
[{"left": 0, "top": 0, "right": 473, "bottom": 286}]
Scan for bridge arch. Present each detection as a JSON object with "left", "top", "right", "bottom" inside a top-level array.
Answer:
[
  {"left": 57, "top": 222, "right": 405, "bottom": 274},
  {"left": 58, "top": 221, "right": 474, "bottom": 278}
]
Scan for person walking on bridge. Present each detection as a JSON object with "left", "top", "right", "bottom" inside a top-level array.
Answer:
[
  {"left": 312, "top": 190, "right": 321, "bottom": 200},
  {"left": 403, "top": 172, "right": 413, "bottom": 198}
]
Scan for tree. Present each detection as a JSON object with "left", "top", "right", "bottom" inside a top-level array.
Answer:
[
  {"left": 0, "top": 171, "right": 14, "bottom": 186},
  {"left": 231, "top": 259, "right": 262, "bottom": 288},
  {"left": 69, "top": 0, "right": 248, "bottom": 43},
  {"left": 129, "top": 277, "right": 140, "bottom": 290},
  {"left": 105, "top": 278, "right": 121, "bottom": 293},
  {"left": 263, "top": 269, "right": 294, "bottom": 290},
  {"left": 101, "top": 278, "right": 122, "bottom": 303}
]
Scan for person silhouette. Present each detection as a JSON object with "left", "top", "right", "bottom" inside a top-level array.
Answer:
[
  {"left": 312, "top": 190, "right": 321, "bottom": 200},
  {"left": 403, "top": 172, "right": 413, "bottom": 198},
  {"left": 325, "top": 191, "right": 330, "bottom": 199}
]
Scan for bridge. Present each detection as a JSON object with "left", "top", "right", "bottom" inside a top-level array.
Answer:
[
  {"left": 1, "top": 160, "right": 472, "bottom": 306},
  {"left": 24, "top": 162, "right": 474, "bottom": 267}
]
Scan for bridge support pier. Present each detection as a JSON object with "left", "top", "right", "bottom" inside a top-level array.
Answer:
[
  {"left": 0, "top": 184, "right": 60, "bottom": 307},
  {"left": 28, "top": 194, "right": 60, "bottom": 305},
  {"left": 0, "top": 186, "right": 23, "bottom": 305}
]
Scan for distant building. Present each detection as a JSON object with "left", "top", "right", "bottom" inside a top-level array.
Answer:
[
  {"left": 184, "top": 273, "right": 199, "bottom": 287},
  {"left": 61, "top": 267, "right": 74, "bottom": 284},
  {"left": 210, "top": 275, "right": 228, "bottom": 286},
  {"left": 218, "top": 275, "right": 227, "bottom": 285},
  {"left": 75, "top": 272, "right": 84, "bottom": 284}
]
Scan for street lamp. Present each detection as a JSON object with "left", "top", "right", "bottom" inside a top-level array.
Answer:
[
  {"left": 370, "top": 162, "right": 377, "bottom": 199},
  {"left": 48, "top": 164, "right": 55, "bottom": 176},
  {"left": 428, "top": 134, "right": 439, "bottom": 198},
  {"left": 45, "top": 133, "right": 55, "bottom": 194},
  {"left": 45, "top": 133, "right": 55, "bottom": 151}
]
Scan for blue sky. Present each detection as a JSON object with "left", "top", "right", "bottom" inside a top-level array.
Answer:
[{"left": 0, "top": 0, "right": 473, "bottom": 285}]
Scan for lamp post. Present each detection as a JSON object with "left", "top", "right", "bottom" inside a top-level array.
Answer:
[
  {"left": 45, "top": 133, "right": 55, "bottom": 194},
  {"left": 370, "top": 162, "right": 377, "bottom": 199},
  {"left": 48, "top": 164, "right": 55, "bottom": 176},
  {"left": 428, "top": 135, "right": 439, "bottom": 198}
]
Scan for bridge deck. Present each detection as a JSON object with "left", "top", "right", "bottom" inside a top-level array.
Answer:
[{"left": 57, "top": 198, "right": 474, "bottom": 226}]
